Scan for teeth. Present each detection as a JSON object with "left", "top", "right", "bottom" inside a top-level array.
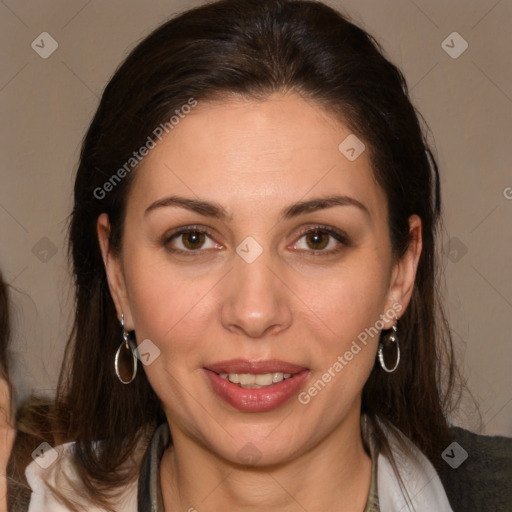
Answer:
[
  {"left": 218, "top": 372, "right": 293, "bottom": 388},
  {"left": 255, "top": 373, "right": 274, "bottom": 386},
  {"left": 238, "top": 373, "right": 254, "bottom": 386}
]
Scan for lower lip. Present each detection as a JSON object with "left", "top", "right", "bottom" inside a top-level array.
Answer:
[{"left": 203, "top": 369, "right": 310, "bottom": 412}]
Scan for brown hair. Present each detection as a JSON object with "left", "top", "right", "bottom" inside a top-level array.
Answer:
[
  {"left": 0, "top": 273, "right": 24, "bottom": 511},
  {"left": 0, "top": 271, "right": 10, "bottom": 384},
  {"left": 39, "top": 0, "right": 463, "bottom": 508},
  {"left": 0, "top": 272, "right": 60, "bottom": 509},
  {"left": 7, "top": 395, "right": 59, "bottom": 511}
]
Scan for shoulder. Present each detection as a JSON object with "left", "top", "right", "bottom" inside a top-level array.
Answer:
[
  {"left": 439, "top": 426, "right": 512, "bottom": 512},
  {"left": 25, "top": 441, "right": 138, "bottom": 512}
]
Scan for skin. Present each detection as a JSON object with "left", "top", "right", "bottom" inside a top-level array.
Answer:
[{"left": 98, "top": 91, "right": 422, "bottom": 511}]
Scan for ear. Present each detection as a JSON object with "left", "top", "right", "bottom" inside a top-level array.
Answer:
[
  {"left": 96, "top": 213, "right": 135, "bottom": 330},
  {"left": 382, "top": 214, "right": 422, "bottom": 327}
]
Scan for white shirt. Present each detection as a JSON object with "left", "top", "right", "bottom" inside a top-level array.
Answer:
[{"left": 26, "top": 442, "right": 138, "bottom": 512}]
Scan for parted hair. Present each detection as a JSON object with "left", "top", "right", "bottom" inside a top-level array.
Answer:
[{"left": 19, "top": 0, "right": 462, "bottom": 509}]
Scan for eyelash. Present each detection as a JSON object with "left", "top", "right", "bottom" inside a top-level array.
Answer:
[{"left": 162, "top": 224, "right": 350, "bottom": 257}]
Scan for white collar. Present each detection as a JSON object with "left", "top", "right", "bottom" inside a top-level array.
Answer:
[{"left": 377, "top": 424, "right": 454, "bottom": 512}]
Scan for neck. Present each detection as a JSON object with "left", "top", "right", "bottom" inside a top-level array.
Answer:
[{"left": 160, "top": 408, "right": 372, "bottom": 512}]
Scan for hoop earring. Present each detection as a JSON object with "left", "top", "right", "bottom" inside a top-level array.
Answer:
[
  {"left": 114, "top": 313, "right": 138, "bottom": 384},
  {"left": 378, "top": 312, "right": 400, "bottom": 373}
]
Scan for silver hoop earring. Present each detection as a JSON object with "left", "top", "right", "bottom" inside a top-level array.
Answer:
[
  {"left": 378, "top": 313, "right": 400, "bottom": 373},
  {"left": 114, "top": 313, "right": 138, "bottom": 384}
]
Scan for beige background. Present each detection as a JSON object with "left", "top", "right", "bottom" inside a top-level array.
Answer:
[{"left": 1, "top": 0, "right": 511, "bottom": 436}]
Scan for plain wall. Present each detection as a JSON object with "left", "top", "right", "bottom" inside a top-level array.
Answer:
[{"left": 1, "top": 0, "right": 511, "bottom": 436}]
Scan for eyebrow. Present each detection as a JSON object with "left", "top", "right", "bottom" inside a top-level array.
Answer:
[{"left": 144, "top": 194, "right": 370, "bottom": 221}]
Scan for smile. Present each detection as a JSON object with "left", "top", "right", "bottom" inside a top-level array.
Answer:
[
  {"left": 218, "top": 372, "right": 293, "bottom": 388},
  {"left": 203, "top": 359, "right": 310, "bottom": 412}
]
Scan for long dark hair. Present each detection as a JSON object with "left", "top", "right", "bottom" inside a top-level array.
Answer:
[
  {"left": 0, "top": 273, "right": 21, "bottom": 510},
  {"left": 0, "top": 271, "right": 10, "bottom": 384},
  {"left": 54, "top": 0, "right": 460, "bottom": 508}
]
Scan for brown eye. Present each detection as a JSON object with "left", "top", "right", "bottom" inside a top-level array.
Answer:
[
  {"left": 164, "top": 226, "right": 218, "bottom": 254},
  {"left": 293, "top": 226, "right": 349, "bottom": 255},
  {"left": 181, "top": 231, "right": 206, "bottom": 250},
  {"left": 304, "top": 230, "right": 330, "bottom": 250}
]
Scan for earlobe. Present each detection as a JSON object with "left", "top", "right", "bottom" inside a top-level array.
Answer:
[
  {"left": 96, "top": 214, "right": 134, "bottom": 329},
  {"left": 384, "top": 215, "right": 423, "bottom": 326}
]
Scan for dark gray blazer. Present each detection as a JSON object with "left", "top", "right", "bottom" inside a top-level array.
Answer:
[{"left": 439, "top": 426, "right": 512, "bottom": 512}]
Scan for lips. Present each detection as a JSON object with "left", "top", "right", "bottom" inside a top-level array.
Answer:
[
  {"left": 203, "top": 359, "right": 310, "bottom": 413},
  {"left": 205, "top": 359, "right": 307, "bottom": 375}
]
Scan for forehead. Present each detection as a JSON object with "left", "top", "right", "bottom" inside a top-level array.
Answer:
[{"left": 127, "top": 92, "right": 385, "bottom": 221}]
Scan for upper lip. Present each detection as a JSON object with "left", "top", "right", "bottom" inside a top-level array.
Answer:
[{"left": 204, "top": 359, "right": 308, "bottom": 375}]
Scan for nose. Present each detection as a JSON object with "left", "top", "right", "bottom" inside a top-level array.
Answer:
[{"left": 220, "top": 248, "right": 293, "bottom": 339}]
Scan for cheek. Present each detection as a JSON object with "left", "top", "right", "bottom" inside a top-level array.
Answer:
[
  {"left": 122, "top": 248, "right": 207, "bottom": 355},
  {"left": 122, "top": 252, "right": 212, "bottom": 410},
  {"left": 298, "top": 250, "right": 390, "bottom": 402},
  {"left": 305, "top": 255, "right": 390, "bottom": 341},
  {"left": 298, "top": 270, "right": 387, "bottom": 414}
]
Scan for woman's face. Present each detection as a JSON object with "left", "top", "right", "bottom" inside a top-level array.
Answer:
[{"left": 99, "top": 92, "right": 421, "bottom": 465}]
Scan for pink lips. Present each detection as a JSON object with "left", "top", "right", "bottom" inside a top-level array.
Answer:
[{"left": 203, "top": 359, "right": 310, "bottom": 413}]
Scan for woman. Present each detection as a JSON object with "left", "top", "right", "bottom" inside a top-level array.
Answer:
[{"left": 17, "top": 0, "right": 511, "bottom": 510}]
